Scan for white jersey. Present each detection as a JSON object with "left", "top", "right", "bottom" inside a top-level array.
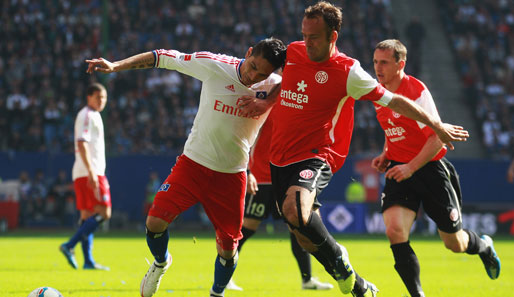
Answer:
[
  {"left": 72, "top": 106, "right": 106, "bottom": 180},
  {"left": 154, "top": 49, "right": 281, "bottom": 173}
]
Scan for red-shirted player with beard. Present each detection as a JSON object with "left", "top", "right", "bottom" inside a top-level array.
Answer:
[
  {"left": 238, "top": 2, "right": 469, "bottom": 297},
  {"left": 371, "top": 39, "right": 500, "bottom": 297}
]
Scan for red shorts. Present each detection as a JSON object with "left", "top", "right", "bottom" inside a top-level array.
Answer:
[
  {"left": 149, "top": 155, "right": 246, "bottom": 250},
  {"left": 74, "top": 175, "right": 112, "bottom": 211}
]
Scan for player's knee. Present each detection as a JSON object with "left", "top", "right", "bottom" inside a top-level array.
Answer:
[
  {"left": 385, "top": 225, "right": 409, "bottom": 242},
  {"left": 146, "top": 215, "right": 168, "bottom": 233},
  {"left": 219, "top": 251, "right": 239, "bottom": 268},
  {"left": 216, "top": 235, "right": 238, "bottom": 251},
  {"left": 282, "top": 201, "right": 300, "bottom": 227},
  {"left": 102, "top": 209, "right": 112, "bottom": 220}
]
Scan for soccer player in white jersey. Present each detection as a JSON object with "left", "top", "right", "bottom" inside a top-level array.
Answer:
[
  {"left": 371, "top": 39, "right": 501, "bottom": 297},
  {"left": 85, "top": 38, "right": 286, "bottom": 297},
  {"left": 238, "top": 2, "right": 469, "bottom": 297},
  {"left": 60, "top": 83, "right": 111, "bottom": 271}
]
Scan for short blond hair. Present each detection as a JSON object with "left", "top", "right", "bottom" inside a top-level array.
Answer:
[{"left": 375, "top": 39, "right": 407, "bottom": 62}]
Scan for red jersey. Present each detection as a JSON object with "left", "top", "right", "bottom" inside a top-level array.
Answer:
[
  {"left": 248, "top": 110, "right": 274, "bottom": 184},
  {"left": 270, "top": 41, "right": 393, "bottom": 173},
  {"left": 374, "top": 75, "right": 447, "bottom": 163}
]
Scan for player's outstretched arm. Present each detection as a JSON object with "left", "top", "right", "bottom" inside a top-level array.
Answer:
[
  {"left": 86, "top": 52, "right": 155, "bottom": 74},
  {"left": 387, "top": 94, "right": 469, "bottom": 150}
]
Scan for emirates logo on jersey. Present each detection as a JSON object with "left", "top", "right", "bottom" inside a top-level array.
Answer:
[
  {"left": 315, "top": 71, "right": 328, "bottom": 84},
  {"left": 299, "top": 169, "right": 314, "bottom": 179}
]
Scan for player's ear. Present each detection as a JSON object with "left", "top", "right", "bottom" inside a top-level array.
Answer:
[
  {"left": 330, "top": 31, "right": 338, "bottom": 43},
  {"left": 245, "top": 47, "right": 253, "bottom": 59},
  {"left": 399, "top": 60, "right": 406, "bottom": 71}
]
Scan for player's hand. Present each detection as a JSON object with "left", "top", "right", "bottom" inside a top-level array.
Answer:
[
  {"left": 371, "top": 153, "right": 390, "bottom": 173},
  {"left": 385, "top": 164, "right": 414, "bottom": 182},
  {"left": 87, "top": 172, "right": 101, "bottom": 201},
  {"left": 434, "top": 123, "right": 469, "bottom": 150},
  {"left": 247, "top": 172, "right": 259, "bottom": 195},
  {"left": 237, "top": 96, "right": 270, "bottom": 118},
  {"left": 85, "top": 57, "right": 118, "bottom": 74}
]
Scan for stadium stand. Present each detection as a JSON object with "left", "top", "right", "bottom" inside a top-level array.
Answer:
[
  {"left": 0, "top": 0, "right": 394, "bottom": 156},
  {"left": 2, "top": 0, "right": 512, "bottom": 228},
  {"left": 437, "top": 0, "right": 514, "bottom": 159}
]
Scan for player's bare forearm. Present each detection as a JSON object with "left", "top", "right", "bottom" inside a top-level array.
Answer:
[
  {"left": 86, "top": 52, "right": 155, "bottom": 74},
  {"left": 113, "top": 52, "right": 155, "bottom": 71},
  {"left": 388, "top": 94, "right": 438, "bottom": 129},
  {"left": 407, "top": 133, "right": 443, "bottom": 173}
]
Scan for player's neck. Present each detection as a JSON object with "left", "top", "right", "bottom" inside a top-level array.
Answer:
[
  {"left": 317, "top": 43, "right": 337, "bottom": 63},
  {"left": 385, "top": 72, "right": 405, "bottom": 93}
]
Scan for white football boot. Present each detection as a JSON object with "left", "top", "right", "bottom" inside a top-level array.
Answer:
[
  {"left": 225, "top": 278, "right": 243, "bottom": 291},
  {"left": 140, "top": 254, "right": 172, "bottom": 297},
  {"left": 302, "top": 277, "right": 334, "bottom": 290}
]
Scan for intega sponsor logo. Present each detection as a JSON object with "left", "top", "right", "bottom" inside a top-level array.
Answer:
[
  {"left": 280, "top": 89, "right": 309, "bottom": 104},
  {"left": 384, "top": 126, "right": 406, "bottom": 137}
]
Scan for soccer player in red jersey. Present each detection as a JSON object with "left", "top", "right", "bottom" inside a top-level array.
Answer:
[
  {"left": 238, "top": 2, "right": 469, "bottom": 296},
  {"left": 86, "top": 38, "right": 286, "bottom": 297},
  {"left": 228, "top": 110, "right": 333, "bottom": 291},
  {"left": 371, "top": 39, "right": 501, "bottom": 297}
]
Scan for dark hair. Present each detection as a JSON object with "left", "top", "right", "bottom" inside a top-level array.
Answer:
[
  {"left": 304, "top": 1, "right": 343, "bottom": 40},
  {"left": 251, "top": 37, "right": 287, "bottom": 70},
  {"left": 375, "top": 39, "right": 407, "bottom": 62},
  {"left": 86, "top": 82, "right": 106, "bottom": 96}
]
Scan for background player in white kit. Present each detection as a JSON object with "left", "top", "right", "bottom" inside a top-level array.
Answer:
[
  {"left": 59, "top": 83, "right": 111, "bottom": 271},
  {"left": 85, "top": 38, "right": 286, "bottom": 297}
]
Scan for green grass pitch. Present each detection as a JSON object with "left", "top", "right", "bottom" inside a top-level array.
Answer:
[{"left": 0, "top": 232, "right": 512, "bottom": 297}]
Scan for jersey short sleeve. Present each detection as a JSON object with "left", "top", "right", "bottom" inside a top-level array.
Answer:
[
  {"left": 347, "top": 61, "right": 393, "bottom": 106},
  {"left": 154, "top": 49, "right": 232, "bottom": 82},
  {"left": 75, "top": 108, "right": 92, "bottom": 142},
  {"left": 415, "top": 88, "right": 441, "bottom": 136}
]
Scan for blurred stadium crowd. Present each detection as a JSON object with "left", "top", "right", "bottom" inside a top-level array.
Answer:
[
  {"left": 1, "top": 0, "right": 513, "bottom": 225},
  {"left": 437, "top": 0, "right": 514, "bottom": 159},
  {"left": 0, "top": 0, "right": 394, "bottom": 157}
]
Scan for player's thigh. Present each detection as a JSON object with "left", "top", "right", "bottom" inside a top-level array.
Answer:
[
  {"left": 201, "top": 169, "right": 246, "bottom": 251},
  {"left": 244, "top": 184, "right": 273, "bottom": 221},
  {"left": 148, "top": 155, "right": 202, "bottom": 224},
  {"left": 419, "top": 159, "right": 463, "bottom": 234},
  {"left": 381, "top": 162, "right": 421, "bottom": 215},
  {"left": 270, "top": 158, "right": 331, "bottom": 213},
  {"left": 73, "top": 177, "right": 90, "bottom": 211},
  {"left": 90, "top": 176, "right": 111, "bottom": 215}
]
